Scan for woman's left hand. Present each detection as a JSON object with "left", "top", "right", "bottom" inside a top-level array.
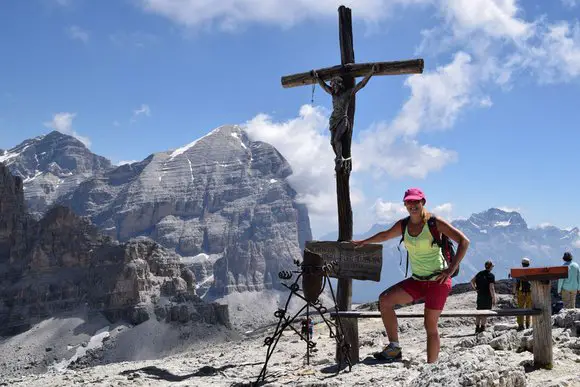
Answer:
[{"left": 435, "top": 268, "right": 454, "bottom": 284}]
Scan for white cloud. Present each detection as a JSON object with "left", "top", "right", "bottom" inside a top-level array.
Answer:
[
  {"left": 391, "top": 52, "right": 474, "bottom": 137},
  {"left": 373, "top": 200, "right": 453, "bottom": 223},
  {"left": 479, "top": 96, "right": 493, "bottom": 107},
  {"left": 525, "top": 21, "right": 580, "bottom": 83},
  {"left": 113, "top": 120, "right": 121, "bottom": 127},
  {"left": 43, "top": 112, "right": 91, "bottom": 147},
  {"left": 134, "top": 104, "right": 151, "bottom": 116},
  {"left": 67, "top": 25, "right": 89, "bottom": 43},
  {"left": 244, "top": 104, "right": 458, "bottom": 235},
  {"left": 573, "top": 238, "right": 580, "bottom": 248},
  {"left": 244, "top": 105, "right": 334, "bottom": 210},
  {"left": 440, "top": 0, "right": 532, "bottom": 40},
  {"left": 373, "top": 200, "right": 407, "bottom": 223},
  {"left": 136, "top": 0, "right": 430, "bottom": 31},
  {"left": 432, "top": 203, "right": 453, "bottom": 219},
  {"left": 131, "top": 104, "right": 151, "bottom": 123},
  {"left": 353, "top": 53, "right": 476, "bottom": 179}
]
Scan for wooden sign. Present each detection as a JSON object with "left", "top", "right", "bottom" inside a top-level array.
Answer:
[
  {"left": 304, "top": 241, "right": 382, "bottom": 282},
  {"left": 510, "top": 266, "right": 569, "bottom": 281}
]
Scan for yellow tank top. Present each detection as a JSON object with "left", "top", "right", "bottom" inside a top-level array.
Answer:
[{"left": 404, "top": 222, "right": 447, "bottom": 280}]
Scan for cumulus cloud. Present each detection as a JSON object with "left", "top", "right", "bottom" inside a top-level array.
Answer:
[
  {"left": 244, "top": 103, "right": 458, "bottom": 234},
  {"left": 432, "top": 203, "right": 453, "bottom": 219},
  {"left": 43, "top": 112, "right": 91, "bottom": 147},
  {"left": 373, "top": 200, "right": 407, "bottom": 223},
  {"left": 373, "top": 200, "right": 454, "bottom": 224},
  {"left": 244, "top": 105, "right": 336, "bottom": 219}
]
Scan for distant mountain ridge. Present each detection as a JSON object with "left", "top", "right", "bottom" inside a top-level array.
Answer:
[
  {"left": 1, "top": 127, "right": 312, "bottom": 300},
  {"left": 0, "top": 131, "right": 112, "bottom": 217}
]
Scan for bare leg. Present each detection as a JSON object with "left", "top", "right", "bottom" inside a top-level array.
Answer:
[
  {"left": 424, "top": 308, "right": 443, "bottom": 363},
  {"left": 379, "top": 286, "right": 414, "bottom": 344}
]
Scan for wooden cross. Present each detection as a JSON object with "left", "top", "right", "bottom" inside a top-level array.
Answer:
[{"left": 281, "top": 5, "right": 424, "bottom": 364}]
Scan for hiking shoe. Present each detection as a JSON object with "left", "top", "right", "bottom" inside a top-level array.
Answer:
[{"left": 373, "top": 343, "right": 402, "bottom": 362}]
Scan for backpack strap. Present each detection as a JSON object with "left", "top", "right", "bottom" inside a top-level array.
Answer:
[
  {"left": 398, "top": 217, "right": 410, "bottom": 277},
  {"left": 427, "top": 215, "right": 442, "bottom": 247},
  {"left": 399, "top": 217, "right": 410, "bottom": 243}
]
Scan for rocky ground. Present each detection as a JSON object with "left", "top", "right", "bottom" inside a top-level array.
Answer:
[{"left": 0, "top": 292, "right": 578, "bottom": 387}]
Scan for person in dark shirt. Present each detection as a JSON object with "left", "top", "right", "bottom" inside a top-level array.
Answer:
[{"left": 471, "top": 260, "right": 496, "bottom": 333}]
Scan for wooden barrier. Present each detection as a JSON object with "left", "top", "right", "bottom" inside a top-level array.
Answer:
[{"left": 332, "top": 266, "right": 569, "bottom": 369}]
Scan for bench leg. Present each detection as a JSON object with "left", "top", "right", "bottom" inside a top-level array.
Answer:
[
  {"left": 336, "top": 317, "right": 359, "bottom": 365},
  {"left": 531, "top": 280, "right": 553, "bottom": 369}
]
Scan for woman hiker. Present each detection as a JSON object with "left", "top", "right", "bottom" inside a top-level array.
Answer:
[{"left": 352, "top": 188, "right": 470, "bottom": 363}]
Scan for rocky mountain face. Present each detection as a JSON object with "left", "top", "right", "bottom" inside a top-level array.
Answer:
[
  {"left": 327, "top": 208, "right": 580, "bottom": 303},
  {"left": 0, "top": 163, "right": 229, "bottom": 336},
  {"left": 0, "top": 131, "right": 112, "bottom": 218},
  {"left": 56, "top": 125, "right": 312, "bottom": 297}
]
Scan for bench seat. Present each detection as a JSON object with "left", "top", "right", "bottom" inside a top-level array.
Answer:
[{"left": 331, "top": 308, "right": 542, "bottom": 319}]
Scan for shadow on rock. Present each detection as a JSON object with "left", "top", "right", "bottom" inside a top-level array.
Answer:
[{"left": 120, "top": 362, "right": 261, "bottom": 382}]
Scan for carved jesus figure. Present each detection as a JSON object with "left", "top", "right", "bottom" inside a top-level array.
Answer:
[{"left": 313, "top": 64, "right": 378, "bottom": 173}]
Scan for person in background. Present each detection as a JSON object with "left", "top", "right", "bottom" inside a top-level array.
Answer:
[
  {"left": 558, "top": 252, "right": 580, "bottom": 309},
  {"left": 471, "top": 260, "right": 496, "bottom": 333},
  {"left": 514, "top": 257, "right": 532, "bottom": 330}
]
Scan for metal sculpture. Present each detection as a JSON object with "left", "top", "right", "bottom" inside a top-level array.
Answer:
[{"left": 254, "top": 250, "right": 352, "bottom": 385}]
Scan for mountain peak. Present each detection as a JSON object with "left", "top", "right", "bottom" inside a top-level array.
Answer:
[
  {"left": 2, "top": 131, "right": 112, "bottom": 216},
  {"left": 466, "top": 208, "right": 528, "bottom": 231}
]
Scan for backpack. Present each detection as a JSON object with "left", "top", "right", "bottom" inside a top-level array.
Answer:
[{"left": 398, "top": 215, "right": 459, "bottom": 279}]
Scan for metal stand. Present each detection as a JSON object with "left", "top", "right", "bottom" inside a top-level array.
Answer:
[{"left": 254, "top": 259, "right": 352, "bottom": 385}]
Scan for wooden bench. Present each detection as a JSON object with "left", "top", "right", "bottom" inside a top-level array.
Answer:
[
  {"left": 332, "top": 266, "right": 569, "bottom": 369},
  {"left": 334, "top": 308, "right": 542, "bottom": 319}
]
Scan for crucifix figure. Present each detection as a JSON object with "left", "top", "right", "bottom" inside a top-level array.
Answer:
[
  {"left": 313, "top": 64, "right": 378, "bottom": 173},
  {"left": 280, "top": 5, "right": 424, "bottom": 364}
]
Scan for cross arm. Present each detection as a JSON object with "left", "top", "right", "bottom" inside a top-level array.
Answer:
[{"left": 281, "top": 59, "right": 424, "bottom": 89}]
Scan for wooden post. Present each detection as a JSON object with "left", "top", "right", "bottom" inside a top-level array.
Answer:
[
  {"left": 530, "top": 280, "right": 553, "bottom": 369},
  {"left": 335, "top": 5, "right": 358, "bottom": 366},
  {"left": 510, "top": 266, "right": 569, "bottom": 370}
]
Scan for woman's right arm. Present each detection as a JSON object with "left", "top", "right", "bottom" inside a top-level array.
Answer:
[{"left": 352, "top": 219, "right": 403, "bottom": 246}]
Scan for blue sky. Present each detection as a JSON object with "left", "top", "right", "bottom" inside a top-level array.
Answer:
[{"left": 1, "top": 0, "right": 580, "bottom": 240}]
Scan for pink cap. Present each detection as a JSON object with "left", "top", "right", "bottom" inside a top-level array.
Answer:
[{"left": 403, "top": 188, "right": 426, "bottom": 202}]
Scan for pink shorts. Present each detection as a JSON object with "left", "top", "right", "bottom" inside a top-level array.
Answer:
[{"left": 399, "top": 277, "right": 452, "bottom": 310}]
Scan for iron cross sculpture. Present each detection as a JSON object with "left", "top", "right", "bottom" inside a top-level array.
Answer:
[{"left": 280, "top": 5, "right": 424, "bottom": 364}]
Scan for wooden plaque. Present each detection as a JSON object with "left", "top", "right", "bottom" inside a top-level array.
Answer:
[
  {"left": 304, "top": 240, "right": 382, "bottom": 282},
  {"left": 510, "top": 266, "right": 569, "bottom": 281}
]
